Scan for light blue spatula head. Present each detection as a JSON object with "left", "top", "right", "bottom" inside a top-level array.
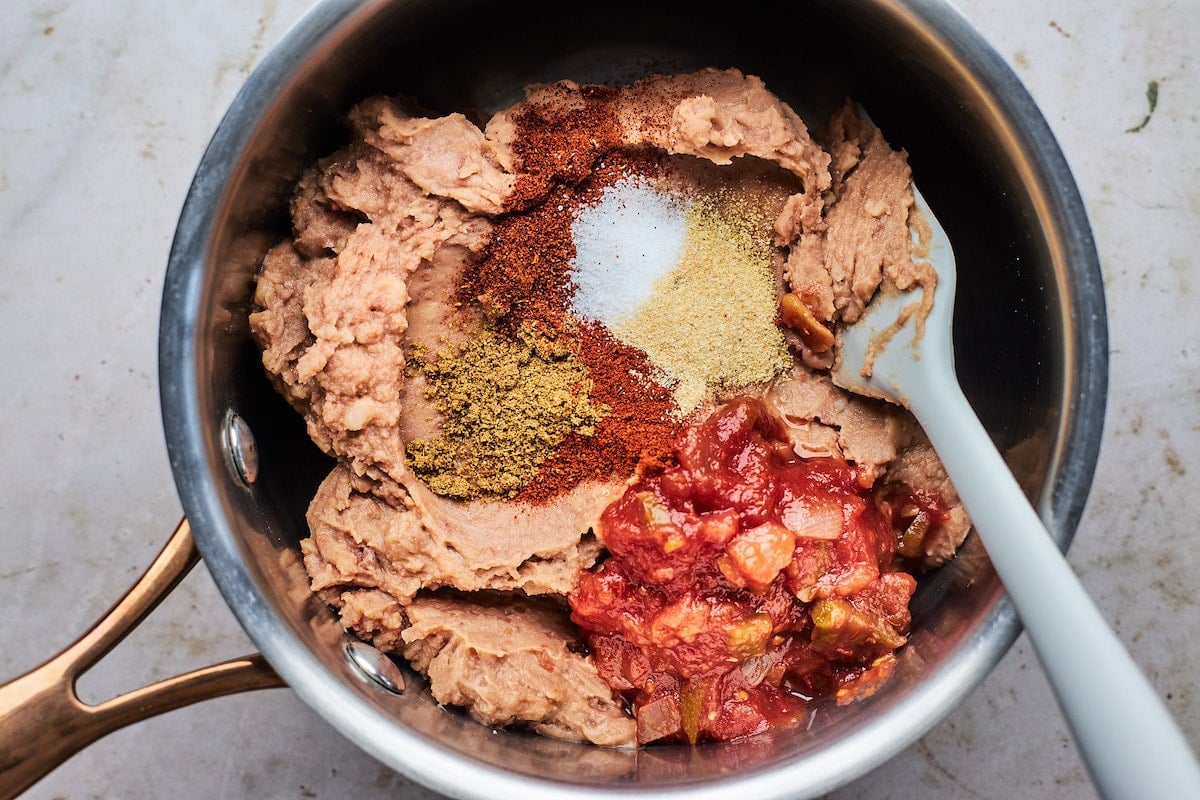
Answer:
[
  {"left": 832, "top": 184, "right": 957, "bottom": 410},
  {"left": 829, "top": 177, "right": 1200, "bottom": 799}
]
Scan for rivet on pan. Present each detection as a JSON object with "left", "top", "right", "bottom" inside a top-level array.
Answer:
[
  {"left": 222, "top": 411, "right": 259, "bottom": 486},
  {"left": 345, "top": 638, "right": 406, "bottom": 694}
]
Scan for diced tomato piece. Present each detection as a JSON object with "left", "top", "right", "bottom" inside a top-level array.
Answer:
[{"left": 725, "top": 523, "right": 796, "bottom": 591}]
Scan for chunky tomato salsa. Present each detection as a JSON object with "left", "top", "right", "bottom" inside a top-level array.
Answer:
[{"left": 569, "top": 397, "right": 926, "bottom": 744}]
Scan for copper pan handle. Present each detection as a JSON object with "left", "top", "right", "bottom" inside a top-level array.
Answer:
[{"left": 0, "top": 519, "right": 285, "bottom": 799}]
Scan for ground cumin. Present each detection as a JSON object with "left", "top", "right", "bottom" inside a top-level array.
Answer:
[{"left": 406, "top": 325, "right": 605, "bottom": 500}]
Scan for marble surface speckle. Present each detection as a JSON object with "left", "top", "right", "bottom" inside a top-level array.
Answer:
[{"left": 1, "top": 1, "right": 1196, "bottom": 798}]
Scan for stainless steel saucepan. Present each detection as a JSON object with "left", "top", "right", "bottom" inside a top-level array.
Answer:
[{"left": 0, "top": 1, "right": 1108, "bottom": 798}]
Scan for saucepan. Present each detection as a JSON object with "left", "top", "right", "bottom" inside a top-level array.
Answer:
[{"left": 0, "top": 0, "right": 1107, "bottom": 797}]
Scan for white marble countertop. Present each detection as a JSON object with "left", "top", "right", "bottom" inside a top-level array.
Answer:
[{"left": 1, "top": 1, "right": 1196, "bottom": 798}]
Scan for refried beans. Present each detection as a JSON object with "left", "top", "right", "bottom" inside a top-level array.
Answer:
[{"left": 249, "top": 68, "right": 972, "bottom": 748}]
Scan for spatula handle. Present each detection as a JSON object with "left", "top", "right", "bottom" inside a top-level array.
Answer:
[{"left": 911, "top": 369, "right": 1200, "bottom": 799}]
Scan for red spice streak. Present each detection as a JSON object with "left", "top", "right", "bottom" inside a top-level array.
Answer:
[
  {"left": 457, "top": 85, "right": 680, "bottom": 502},
  {"left": 569, "top": 398, "right": 918, "bottom": 744},
  {"left": 518, "top": 322, "right": 677, "bottom": 504},
  {"left": 506, "top": 83, "right": 622, "bottom": 209},
  {"left": 467, "top": 186, "right": 577, "bottom": 333}
]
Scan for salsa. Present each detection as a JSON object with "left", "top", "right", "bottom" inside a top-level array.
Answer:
[
  {"left": 568, "top": 397, "right": 921, "bottom": 744},
  {"left": 879, "top": 483, "right": 953, "bottom": 562}
]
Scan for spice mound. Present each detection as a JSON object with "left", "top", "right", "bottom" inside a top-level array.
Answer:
[{"left": 250, "top": 68, "right": 971, "bottom": 749}]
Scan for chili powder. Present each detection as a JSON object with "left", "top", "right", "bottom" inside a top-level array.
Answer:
[{"left": 458, "top": 93, "right": 681, "bottom": 502}]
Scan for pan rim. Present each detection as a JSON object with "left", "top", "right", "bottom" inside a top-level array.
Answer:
[{"left": 158, "top": 0, "right": 1107, "bottom": 797}]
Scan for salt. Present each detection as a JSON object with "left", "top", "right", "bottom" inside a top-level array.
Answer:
[{"left": 570, "top": 178, "right": 688, "bottom": 327}]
